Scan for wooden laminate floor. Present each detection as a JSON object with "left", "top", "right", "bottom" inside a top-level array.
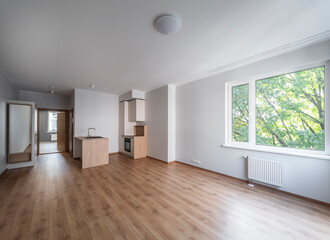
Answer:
[
  {"left": 0, "top": 153, "right": 329, "bottom": 240},
  {"left": 39, "top": 141, "right": 64, "bottom": 154}
]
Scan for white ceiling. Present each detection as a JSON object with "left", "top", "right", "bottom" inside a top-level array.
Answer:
[{"left": 0, "top": 0, "right": 330, "bottom": 96}]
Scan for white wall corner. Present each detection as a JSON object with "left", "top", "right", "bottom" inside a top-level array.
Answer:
[
  {"left": 145, "top": 85, "right": 168, "bottom": 162},
  {"left": 167, "top": 85, "right": 176, "bottom": 162}
]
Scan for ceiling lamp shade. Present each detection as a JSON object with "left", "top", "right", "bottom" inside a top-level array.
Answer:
[{"left": 155, "top": 15, "right": 182, "bottom": 35}]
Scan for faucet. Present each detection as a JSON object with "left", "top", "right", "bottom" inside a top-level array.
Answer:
[{"left": 88, "top": 128, "right": 96, "bottom": 138}]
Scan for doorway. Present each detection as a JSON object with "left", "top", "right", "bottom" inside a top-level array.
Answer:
[{"left": 37, "top": 109, "right": 70, "bottom": 155}]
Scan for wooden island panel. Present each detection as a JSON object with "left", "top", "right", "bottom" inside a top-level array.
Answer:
[{"left": 75, "top": 137, "right": 109, "bottom": 169}]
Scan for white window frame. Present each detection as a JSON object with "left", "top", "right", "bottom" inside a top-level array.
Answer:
[
  {"left": 224, "top": 60, "right": 330, "bottom": 160},
  {"left": 47, "top": 111, "right": 57, "bottom": 133}
]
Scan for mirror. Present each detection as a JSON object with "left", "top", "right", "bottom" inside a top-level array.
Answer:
[{"left": 8, "top": 103, "right": 32, "bottom": 163}]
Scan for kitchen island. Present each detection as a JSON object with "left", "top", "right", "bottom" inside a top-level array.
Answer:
[{"left": 75, "top": 137, "right": 109, "bottom": 169}]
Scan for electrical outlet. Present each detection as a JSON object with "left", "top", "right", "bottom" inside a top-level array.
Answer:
[{"left": 191, "top": 159, "right": 201, "bottom": 164}]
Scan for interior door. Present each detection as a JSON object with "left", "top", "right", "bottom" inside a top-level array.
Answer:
[
  {"left": 57, "top": 112, "right": 66, "bottom": 151},
  {"left": 69, "top": 110, "right": 73, "bottom": 156}
]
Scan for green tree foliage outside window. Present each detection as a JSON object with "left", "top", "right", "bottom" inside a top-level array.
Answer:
[
  {"left": 232, "top": 84, "right": 249, "bottom": 142},
  {"left": 256, "top": 66, "right": 325, "bottom": 150}
]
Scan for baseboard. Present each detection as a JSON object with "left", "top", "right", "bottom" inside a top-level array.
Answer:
[
  {"left": 252, "top": 181, "right": 330, "bottom": 207},
  {"left": 175, "top": 161, "right": 246, "bottom": 183},
  {"left": 0, "top": 168, "right": 7, "bottom": 177},
  {"left": 159, "top": 160, "right": 330, "bottom": 206},
  {"left": 109, "top": 152, "right": 120, "bottom": 156},
  {"left": 6, "top": 165, "right": 34, "bottom": 170},
  {"left": 146, "top": 156, "right": 176, "bottom": 164},
  {"left": 7, "top": 161, "right": 35, "bottom": 170},
  {"left": 119, "top": 151, "right": 134, "bottom": 158}
]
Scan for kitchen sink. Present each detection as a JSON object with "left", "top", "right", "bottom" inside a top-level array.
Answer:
[{"left": 86, "top": 136, "right": 103, "bottom": 139}]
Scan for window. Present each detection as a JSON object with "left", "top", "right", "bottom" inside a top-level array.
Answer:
[
  {"left": 232, "top": 84, "right": 249, "bottom": 142},
  {"left": 47, "top": 111, "right": 57, "bottom": 133},
  {"left": 226, "top": 63, "right": 329, "bottom": 157}
]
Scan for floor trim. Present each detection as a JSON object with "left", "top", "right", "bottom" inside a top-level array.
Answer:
[
  {"left": 0, "top": 168, "right": 7, "bottom": 177},
  {"left": 109, "top": 152, "right": 120, "bottom": 156},
  {"left": 6, "top": 165, "right": 34, "bottom": 170},
  {"left": 146, "top": 156, "right": 176, "bottom": 164},
  {"left": 253, "top": 182, "right": 330, "bottom": 207},
  {"left": 163, "top": 160, "right": 330, "bottom": 207},
  {"left": 175, "top": 161, "right": 247, "bottom": 183},
  {"left": 39, "top": 151, "right": 65, "bottom": 155}
]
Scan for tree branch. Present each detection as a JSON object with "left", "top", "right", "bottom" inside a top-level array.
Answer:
[
  {"left": 298, "top": 110, "right": 324, "bottom": 130},
  {"left": 301, "top": 118, "right": 315, "bottom": 134},
  {"left": 259, "top": 91, "right": 293, "bottom": 141},
  {"left": 256, "top": 107, "right": 288, "bottom": 147}
]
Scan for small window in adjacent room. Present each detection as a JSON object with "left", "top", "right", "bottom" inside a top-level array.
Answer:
[
  {"left": 226, "top": 63, "right": 328, "bottom": 157},
  {"left": 47, "top": 111, "right": 57, "bottom": 133}
]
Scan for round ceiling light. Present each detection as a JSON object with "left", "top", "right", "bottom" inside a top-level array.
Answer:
[{"left": 155, "top": 15, "right": 182, "bottom": 35}]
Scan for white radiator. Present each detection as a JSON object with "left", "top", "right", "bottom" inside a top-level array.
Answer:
[
  {"left": 248, "top": 157, "right": 283, "bottom": 187},
  {"left": 50, "top": 134, "right": 57, "bottom": 141}
]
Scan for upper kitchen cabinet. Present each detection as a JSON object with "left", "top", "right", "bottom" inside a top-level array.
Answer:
[
  {"left": 129, "top": 99, "right": 145, "bottom": 122},
  {"left": 119, "top": 101, "right": 135, "bottom": 136}
]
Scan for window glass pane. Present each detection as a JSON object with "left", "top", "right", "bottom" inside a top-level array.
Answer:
[
  {"left": 256, "top": 66, "right": 325, "bottom": 150},
  {"left": 48, "top": 112, "right": 58, "bottom": 132},
  {"left": 232, "top": 84, "right": 249, "bottom": 142}
]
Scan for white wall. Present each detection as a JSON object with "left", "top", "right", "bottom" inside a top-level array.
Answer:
[
  {"left": 145, "top": 85, "right": 176, "bottom": 162},
  {"left": 167, "top": 85, "right": 176, "bottom": 162},
  {"left": 19, "top": 90, "right": 70, "bottom": 109},
  {"left": 146, "top": 86, "right": 168, "bottom": 161},
  {"left": 74, "top": 89, "right": 118, "bottom": 157},
  {"left": 69, "top": 93, "right": 74, "bottom": 109},
  {"left": 0, "top": 71, "right": 18, "bottom": 174},
  {"left": 176, "top": 40, "right": 330, "bottom": 203}
]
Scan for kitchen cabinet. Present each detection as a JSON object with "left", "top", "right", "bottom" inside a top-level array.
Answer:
[
  {"left": 133, "top": 126, "right": 147, "bottom": 159},
  {"left": 121, "top": 125, "right": 147, "bottom": 159},
  {"left": 75, "top": 137, "right": 109, "bottom": 169},
  {"left": 120, "top": 101, "right": 135, "bottom": 136},
  {"left": 129, "top": 99, "right": 145, "bottom": 122}
]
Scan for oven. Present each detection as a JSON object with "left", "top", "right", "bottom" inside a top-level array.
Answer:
[{"left": 124, "top": 138, "right": 131, "bottom": 152}]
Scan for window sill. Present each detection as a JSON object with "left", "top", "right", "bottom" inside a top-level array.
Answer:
[
  {"left": 221, "top": 144, "right": 330, "bottom": 160},
  {"left": 47, "top": 131, "right": 57, "bottom": 134}
]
